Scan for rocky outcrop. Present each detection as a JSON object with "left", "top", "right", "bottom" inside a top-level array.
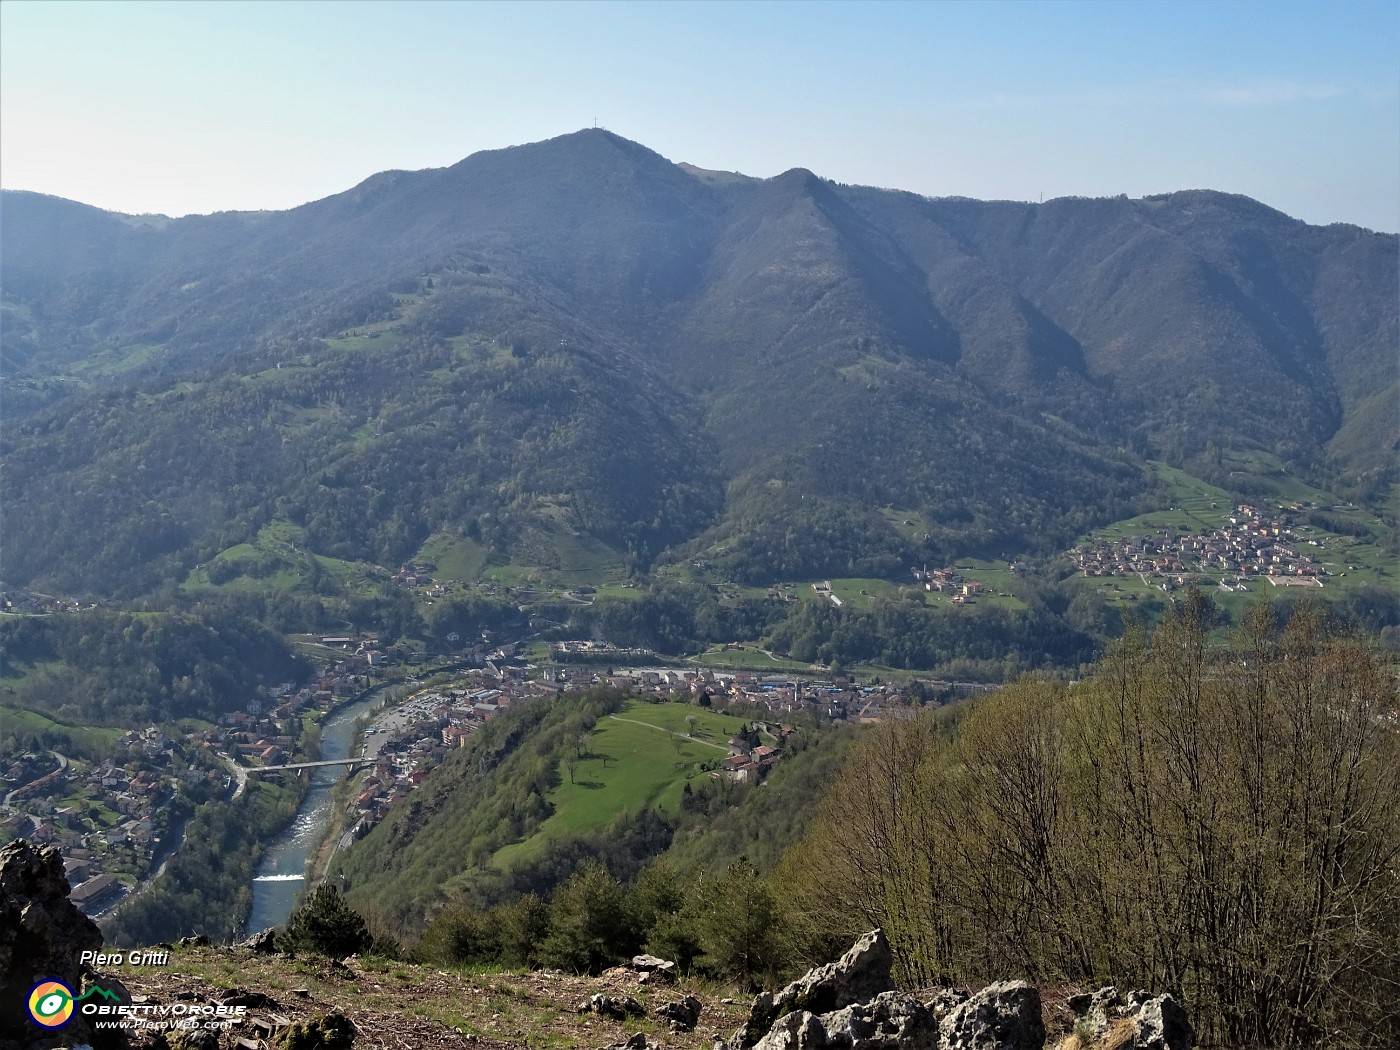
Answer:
[
  {"left": 734, "top": 931, "right": 1193, "bottom": 1050},
  {"left": 657, "top": 993, "right": 703, "bottom": 1032},
  {"left": 580, "top": 992, "right": 646, "bottom": 1021},
  {"left": 239, "top": 926, "right": 280, "bottom": 953},
  {"left": 752, "top": 990, "right": 939, "bottom": 1049},
  {"left": 630, "top": 952, "right": 678, "bottom": 983},
  {"left": 741, "top": 928, "right": 894, "bottom": 1046},
  {"left": 939, "top": 982, "right": 1043, "bottom": 1050},
  {"left": 0, "top": 839, "right": 114, "bottom": 1049},
  {"left": 1064, "top": 987, "right": 1192, "bottom": 1050}
]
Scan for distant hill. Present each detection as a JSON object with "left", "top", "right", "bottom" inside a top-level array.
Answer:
[{"left": 2, "top": 130, "right": 1395, "bottom": 596}]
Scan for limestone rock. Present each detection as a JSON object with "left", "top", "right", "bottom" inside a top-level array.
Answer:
[
  {"left": 0, "top": 839, "right": 110, "bottom": 1049},
  {"left": 749, "top": 991, "right": 938, "bottom": 1049},
  {"left": 1066, "top": 987, "right": 1192, "bottom": 1050},
  {"left": 631, "top": 953, "right": 678, "bottom": 982},
  {"left": 939, "top": 980, "right": 1043, "bottom": 1050},
  {"left": 741, "top": 928, "right": 894, "bottom": 1046},
  {"left": 657, "top": 994, "right": 703, "bottom": 1032},
  {"left": 1133, "top": 995, "right": 1193, "bottom": 1050},
  {"left": 238, "top": 927, "right": 280, "bottom": 953},
  {"left": 583, "top": 993, "right": 646, "bottom": 1021}
]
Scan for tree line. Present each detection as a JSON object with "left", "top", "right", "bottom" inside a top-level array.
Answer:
[{"left": 780, "top": 594, "right": 1399, "bottom": 1049}]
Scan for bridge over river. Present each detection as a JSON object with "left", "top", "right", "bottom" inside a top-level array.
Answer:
[{"left": 245, "top": 757, "right": 372, "bottom": 774}]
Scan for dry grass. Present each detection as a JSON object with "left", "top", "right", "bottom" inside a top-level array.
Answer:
[{"left": 110, "top": 945, "right": 751, "bottom": 1050}]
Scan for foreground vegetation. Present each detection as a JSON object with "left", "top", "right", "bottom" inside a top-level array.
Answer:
[{"left": 784, "top": 595, "right": 1399, "bottom": 1049}]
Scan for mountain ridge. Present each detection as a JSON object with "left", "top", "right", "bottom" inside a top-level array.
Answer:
[{"left": 1, "top": 129, "right": 1394, "bottom": 596}]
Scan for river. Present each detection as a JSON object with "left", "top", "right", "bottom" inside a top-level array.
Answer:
[{"left": 241, "top": 687, "right": 387, "bottom": 935}]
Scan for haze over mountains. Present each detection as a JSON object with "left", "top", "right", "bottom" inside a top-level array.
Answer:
[{"left": 1, "top": 129, "right": 1395, "bottom": 595}]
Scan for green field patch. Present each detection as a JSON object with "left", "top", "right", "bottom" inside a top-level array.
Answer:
[
  {"left": 826, "top": 578, "right": 907, "bottom": 607},
  {"left": 589, "top": 583, "right": 642, "bottom": 600},
  {"left": 492, "top": 700, "right": 745, "bottom": 869},
  {"left": 690, "top": 645, "right": 816, "bottom": 672},
  {"left": 0, "top": 705, "right": 123, "bottom": 753},
  {"left": 183, "top": 521, "right": 388, "bottom": 599},
  {"left": 480, "top": 523, "right": 627, "bottom": 591},
  {"left": 0, "top": 654, "right": 63, "bottom": 687},
  {"left": 66, "top": 342, "right": 165, "bottom": 380},
  {"left": 880, "top": 507, "right": 934, "bottom": 542},
  {"left": 415, "top": 534, "right": 489, "bottom": 582}
]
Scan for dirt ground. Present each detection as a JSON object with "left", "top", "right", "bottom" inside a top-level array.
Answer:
[{"left": 107, "top": 945, "right": 752, "bottom": 1050}]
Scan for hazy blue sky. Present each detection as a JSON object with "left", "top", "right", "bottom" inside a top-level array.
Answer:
[{"left": 3, "top": 0, "right": 1397, "bottom": 230}]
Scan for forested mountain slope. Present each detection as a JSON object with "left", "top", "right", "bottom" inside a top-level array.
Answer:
[{"left": 2, "top": 130, "right": 1394, "bottom": 595}]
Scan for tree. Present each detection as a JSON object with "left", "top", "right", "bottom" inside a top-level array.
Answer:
[
  {"left": 689, "top": 859, "right": 780, "bottom": 990},
  {"left": 280, "top": 884, "right": 373, "bottom": 958},
  {"left": 538, "top": 860, "right": 637, "bottom": 973}
]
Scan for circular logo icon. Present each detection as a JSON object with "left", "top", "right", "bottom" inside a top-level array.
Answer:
[{"left": 27, "top": 980, "right": 75, "bottom": 1029}]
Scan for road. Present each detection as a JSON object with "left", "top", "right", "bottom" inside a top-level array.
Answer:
[
  {"left": 219, "top": 754, "right": 248, "bottom": 801},
  {"left": 2, "top": 750, "right": 68, "bottom": 806}
]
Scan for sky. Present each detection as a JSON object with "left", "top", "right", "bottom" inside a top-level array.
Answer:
[{"left": 2, "top": 0, "right": 1398, "bottom": 231}]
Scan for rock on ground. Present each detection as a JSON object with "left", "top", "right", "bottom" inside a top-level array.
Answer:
[
  {"left": 939, "top": 981, "right": 1044, "bottom": 1050},
  {"left": 752, "top": 990, "right": 939, "bottom": 1050},
  {"left": 741, "top": 928, "right": 894, "bottom": 1046},
  {"left": 0, "top": 839, "right": 113, "bottom": 1050},
  {"left": 1064, "top": 987, "right": 1193, "bottom": 1050}
]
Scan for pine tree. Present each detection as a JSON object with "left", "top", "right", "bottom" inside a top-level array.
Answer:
[{"left": 280, "top": 884, "right": 373, "bottom": 958}]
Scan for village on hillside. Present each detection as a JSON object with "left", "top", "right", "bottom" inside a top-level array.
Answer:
[{"left": 1071, "top": 504, "right": 1328, "bottom": 590}]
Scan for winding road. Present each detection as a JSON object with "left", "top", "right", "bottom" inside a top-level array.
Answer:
[{"left": 2, "top": 750, "right": 68, "bottom": 806}]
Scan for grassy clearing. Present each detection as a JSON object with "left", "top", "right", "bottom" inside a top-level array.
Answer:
[
  {"left": 65, "top": 342, "right": 165, "bottom": 379},
  {"left": 181, "top": 520, "right": 387, "bottom": 599},
  {"left": 880, "top": 506, "right": 934, "bottom": 541},
  {"left": 415, "top": 533, "right": 489, "bottom": 582},
  {"left": 0, "top": 705, "right": 122, "bottom": 752},
  {"left": 117, "top": 945, "right": 749, "bottom": 1049},
  {"left": 690, "top": 646, "right": 816, "bottom": 672},
  {"left": 1094, "top": 461, "right": 1235, "bottom": 540},
  {"left": 492, "top": 700, "right": 745, "bottom": 868}
]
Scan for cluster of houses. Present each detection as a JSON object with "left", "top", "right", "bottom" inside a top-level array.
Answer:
[
  {"left": 596, "top": 666, "right": 952, "bottom": 722},
  {"left": 0, "top": 590, "right": 98, "bottom": 615},
  {"left": 1072, "top": 504, "right": 1326, "bottom": 587},
  {"left": 550, "top": 639, "right": 656, "bottom": 661},
  {"left": 345, "top": 677, "right": 542, "bottom": 834},
  {"left": 0, "top": 654, "right": 394, "bottom": 915},
  {"left": 911, "top": 567, "right": 986, "bottom": 603},
  {"left": 0, "top": 729, "right": 224, "bottom": 915},
  {"left": 720, "top": 722, "right": 793, "bottom": 783}
]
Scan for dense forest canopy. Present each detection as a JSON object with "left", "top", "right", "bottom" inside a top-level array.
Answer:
[{"left": 0, "top": 608, "right": 307, "bottom": 725}]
